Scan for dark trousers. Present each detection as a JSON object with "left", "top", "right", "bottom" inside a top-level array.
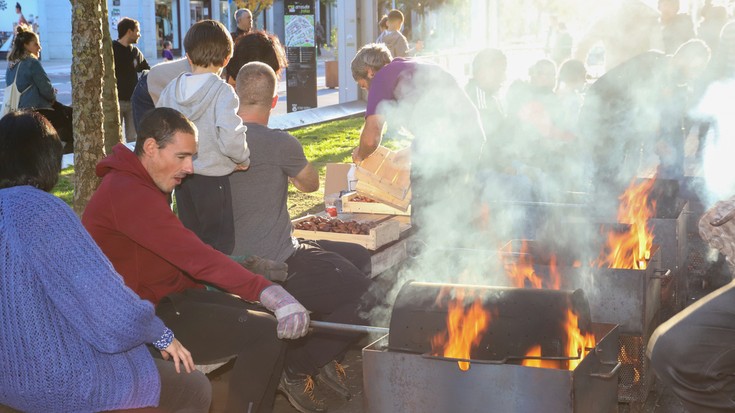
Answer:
[
  {"left": 156, "top": 289, "right": 286, "bottom": 413},
  {"left": 649, "top": 279, "right": 735, "bottom": 412},
  {"left": 283, "top": 239, "right": 373, "bottom": 375},
  {"left": 132, "top": 72, "right": 154, "bottom": 134},
  {"left": 175, "top": 174, "right": 235, "bottom": 254},
  {"left": 154, "top": 358, "right": 212, "bottom": 413}
]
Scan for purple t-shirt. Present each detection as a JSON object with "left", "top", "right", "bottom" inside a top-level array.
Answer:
[
  {"left": 365, "top": 58, "right": 418, "bottom": 117},
  {"left": 162, "top": 49, "right": 174, "bottom": 61}
]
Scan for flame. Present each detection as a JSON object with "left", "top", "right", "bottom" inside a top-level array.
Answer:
[
  {"left": 597, "top": 177, "right": 657, "bottom": 269},
  {"left": 502, "top": 241, "right": 560, "bottom": 289},
  {"left": 619, "top": 339, "right": 642, "bottom": 384},
  {"left": 522, "top": 345, "right": 562, "bottom": 369},
  {"left": 522, "top": 309, "right": 595, "bottom": 371},
  {"left": 564, "top": 309, "right": 596, "bottom": 370},
  {"left": 548, "top": 254, "right": 561, "bottom": 290},
  {"left": 431, "top": 293, "right": 491, "bottom": 371}
]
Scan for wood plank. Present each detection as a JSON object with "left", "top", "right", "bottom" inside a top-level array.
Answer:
[
  {"left": 370, "top": 236, "right": 413, "bottom": 277},
  {"left": 341, "top": 192, "right": 412, "bottom": 216},
  {"left": 292, "top": 215, "right": 400, "bottom": 250}
]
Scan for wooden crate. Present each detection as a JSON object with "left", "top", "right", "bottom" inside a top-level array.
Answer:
[
  {"left": 355, "top": 146, "right": 411, "bottom": 206},
  {"left": 341, "top": 192, "right": 411, "bottom": 216},
  {"left": 292, "top": 215, "right": 400, "bottom": 250}
]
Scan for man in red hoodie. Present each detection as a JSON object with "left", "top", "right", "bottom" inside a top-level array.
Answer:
[{"left": 82, "top": 107, "right": 310, "bottom": 413}]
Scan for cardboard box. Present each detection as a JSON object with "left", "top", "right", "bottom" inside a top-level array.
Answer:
[{"left": 323, "top": 163, "right": 353, "bottom": 204}]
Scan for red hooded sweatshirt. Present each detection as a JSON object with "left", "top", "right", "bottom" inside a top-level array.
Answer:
[{"left": 82, "top": 144, "right": 272, "bottom": 305}]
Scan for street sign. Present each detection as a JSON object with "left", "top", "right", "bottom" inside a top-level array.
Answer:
[{"left": 284, "top": 0, "right": 317, "bottom": 113}]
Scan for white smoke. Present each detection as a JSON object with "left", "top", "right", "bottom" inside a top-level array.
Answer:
[{"left": 691, "top": 78, "right": 735, "bottom": 207}]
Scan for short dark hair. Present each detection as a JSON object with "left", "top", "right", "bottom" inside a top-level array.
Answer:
[
  {"left": 226, "top": 30, "right": 288, "bottom": 80},
  {"left": 236, "top": 62, "right": 278, "bottom": 108},
  {"left": 472, "top": 48, "right": 507, "bottom": 78},
  {"left": 184, "top": 19, "right": 233, "bottom": 69},
  {"left": 558, "top": 59, "right": 587, "bottom": 84},
  {"left": 117, "top": 17, "right": 139, "bottom": 39},
  {"left": 387, "top": 9, "right": 404, "bottom": 23},
  {"left": 134, "top": 108, "right": 197, "bottom": 156},
  {"left": 378, "top": 15, "right": 389, "bottom": 30},
  {"left": 0, "top": 111, "right": 63, "bottom": 192}
]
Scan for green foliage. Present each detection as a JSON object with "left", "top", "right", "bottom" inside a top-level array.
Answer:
[
  {"left": 234, "top": 0, "right": 274, "bottom": 21},
  {"left": 327, "top": 27, "right": 338, "bottom": 59}
]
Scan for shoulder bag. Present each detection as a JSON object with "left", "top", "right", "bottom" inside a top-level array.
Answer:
[{"left": 1, "top": 60, "right": 32, "bottom": 117}]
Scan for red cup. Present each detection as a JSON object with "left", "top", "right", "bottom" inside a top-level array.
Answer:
[{"left": 326, "top": 206, "right": 338, "bottom": 217}]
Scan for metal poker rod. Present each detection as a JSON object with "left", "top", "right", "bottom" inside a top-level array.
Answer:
[{"left": 309, "top": 320, "right": 390, "bottom": 335}]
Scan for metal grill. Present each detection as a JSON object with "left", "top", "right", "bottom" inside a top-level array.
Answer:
[
  {"left": 617, "top": 334, "right": 653, "bottom": 403},
  {"left": 686, "top": 232, "right": 709, "bottom": 277}
]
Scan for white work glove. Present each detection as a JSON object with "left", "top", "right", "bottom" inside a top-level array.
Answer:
[{"left": 259, "top": 285, "right": 310, "bottom": 339}]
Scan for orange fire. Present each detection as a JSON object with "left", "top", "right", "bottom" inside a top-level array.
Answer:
[
  {"left": 564, "top": 309, "right": 596, "bottom": 370},
  {"left": 522, "top": 345, "right": 562, "bottom": 369},
  {"left": 502, "top": 241, "right": 560, "bottom": 289},
  {"left": 597, "top": 178, "right": 657, "bottom": 269},
  {"left": 431, "top": 293, "right": 491, "bottom": 371},
  {"left": 522, "top": 309, "right": 596, "bottom": 371}
]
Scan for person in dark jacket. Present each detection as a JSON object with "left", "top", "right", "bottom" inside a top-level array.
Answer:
[{"left": 113, "top": 17, "right": 150, "bottom": 142}]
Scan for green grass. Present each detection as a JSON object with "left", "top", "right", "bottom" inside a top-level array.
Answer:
[
  {"left": 51, "top": 116, "right": 410, "bottom": 218},
  {"left": 54, "top": 167, "right": 75, "bottom": 206}
]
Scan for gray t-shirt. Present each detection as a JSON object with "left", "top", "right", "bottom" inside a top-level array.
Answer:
[{"left": 229, "top": 123, "right": 308, "bottom": 262}]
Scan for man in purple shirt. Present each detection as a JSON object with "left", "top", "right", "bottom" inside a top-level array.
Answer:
[{"left": 350, "top": 43, "right": 486, "bottom": 249}]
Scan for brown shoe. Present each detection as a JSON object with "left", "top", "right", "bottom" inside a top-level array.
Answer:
[
  {"left": 317, "top": 360, "right": 352, "bottom": 400},
  {"left": 278, "top": 372, "right": 327, "bottom": 413}
]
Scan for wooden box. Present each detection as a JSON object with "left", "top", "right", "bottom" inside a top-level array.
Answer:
[
  {"left": 292, "top": 215, "right": 400, "bottom": 250},
  {"left": 355, "top": 146, "right": 411, "bottom": 210},
  {"left": 341, "top": 192, "right": 411, "bottom": 216}
]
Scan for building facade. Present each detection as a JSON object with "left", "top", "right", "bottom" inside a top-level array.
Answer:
[
  {"left": 20, "top": 0, "right": 337, "bottom": 62},
  {"left": 32, "top": 0, "right": 241, "bottom": 61}
]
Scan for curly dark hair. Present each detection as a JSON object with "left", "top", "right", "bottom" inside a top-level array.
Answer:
[{"left": 225, "top": 30, "right": 288, "bottom": 82}]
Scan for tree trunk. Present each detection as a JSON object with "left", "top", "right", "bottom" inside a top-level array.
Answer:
[
  {"left": 100, "top": 0, "right": 122, "bottom": 154},
  {"left": 70, "top": 0, "right": 105, "bottom": 216}
]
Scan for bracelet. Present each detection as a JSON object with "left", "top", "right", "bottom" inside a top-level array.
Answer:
[{"left": 153, "top": 327, "right": 174, "bottom": 350}]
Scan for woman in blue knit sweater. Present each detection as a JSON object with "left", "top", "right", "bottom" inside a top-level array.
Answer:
[{"left": 0, "top": 111, "right": 211, "bottom": 412}]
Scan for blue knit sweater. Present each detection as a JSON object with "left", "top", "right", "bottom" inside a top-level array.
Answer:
[{"left": 0, "top": 186, "right": 166, "bottom": 412}]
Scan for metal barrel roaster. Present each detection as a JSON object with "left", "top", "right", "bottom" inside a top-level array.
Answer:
[
  {"left": 363, "top": 281, "right": 620, "bottom": 413},
  {"left": 387, "top": 281, "right": 593, "bottom": 360}
]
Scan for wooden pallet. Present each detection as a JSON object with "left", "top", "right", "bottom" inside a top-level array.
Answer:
[
  {"left": 341, "top": 192, "right": 411, "bottom": 216},
  {"left": 355, "top": 146, "right": 411, "bottom": 210},
  {"left": 292, "top": 215, "right": 400, "bottom": 250}
]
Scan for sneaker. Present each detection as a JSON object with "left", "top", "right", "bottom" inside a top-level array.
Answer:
[
  {"left": 278, "top": 372, "right": 327, "bottom": 413},
  {"left": 317, "top": 360, "right": 352, "bottom": 400}
]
